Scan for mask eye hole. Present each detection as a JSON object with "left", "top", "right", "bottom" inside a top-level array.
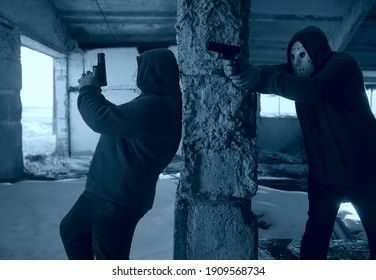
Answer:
[{"left": 299, "top": 52, "right": 306, "bottom": 58}]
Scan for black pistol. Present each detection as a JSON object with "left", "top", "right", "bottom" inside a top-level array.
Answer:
[
  {"left": 93, "top": 53, "right": 107, "bottom": 87},
  {"left": 207, "top": 41, "right": 241, "bottom": 60}
]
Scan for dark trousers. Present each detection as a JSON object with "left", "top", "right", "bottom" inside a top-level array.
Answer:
[
  {"left": 300, "top": 175, "right": 376, "bottom": 260},
  {"left": 60, "top": 191, "right": 147, "bottom": 260}
]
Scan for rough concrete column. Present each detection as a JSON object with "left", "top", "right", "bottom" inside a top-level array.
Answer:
[
  {"left": 0, "top": 18, "right": 23, "bottom": 181},
  {"left": 174, "top": 0, "right": 258, "bottom": 259}
]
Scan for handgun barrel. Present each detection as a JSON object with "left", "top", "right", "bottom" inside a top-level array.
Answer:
[
  {"left": 96, "top": 53, "right": 107, "bottom": 86},
  {"left": 207, "top": 41, "right": 240, "bottom": 60}
]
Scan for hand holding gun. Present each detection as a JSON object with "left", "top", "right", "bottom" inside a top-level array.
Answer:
[
  {"left": 78, "top": 53, "right": 107, "bottom": 89},
  {"left": 207, "top": 41, "right": 246, "bottom": 75},
  {"left": 207, "top": 41, "right": 261, "bottom": 89}
]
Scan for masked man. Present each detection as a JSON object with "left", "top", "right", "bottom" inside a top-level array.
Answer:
[
  {"left": 60, "top": 49, "right": 182, "bottom": 259},
  {"left": 224, "top": 25, "right": 376, "bottom": 259}
]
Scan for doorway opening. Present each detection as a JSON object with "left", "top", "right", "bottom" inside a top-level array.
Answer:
[{"left": 20, "top": 46, "right": 55, "bottom": 157}]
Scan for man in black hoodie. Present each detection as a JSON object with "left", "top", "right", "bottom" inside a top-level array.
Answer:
[
  {"left": 223, "top": 26, "right": 376, "bottom": 259},
  {"left": 60, "top": 49, "right": 182, "bottom": 259}
]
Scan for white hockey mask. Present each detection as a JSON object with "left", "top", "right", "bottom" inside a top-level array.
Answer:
[{"left": 291, "top": 41, "right": 314, "bottom": 77}]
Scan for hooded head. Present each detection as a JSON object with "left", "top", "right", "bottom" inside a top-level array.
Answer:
[
  {"left": 287, "top": 26, "right": 333, "bottom": 76},
  {"left": 136, "top": 49, "right": 181, "bottom": 98}
]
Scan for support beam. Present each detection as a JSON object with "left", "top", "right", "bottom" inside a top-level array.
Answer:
[
  {"left": 329, "top": 0, "right": 376, "bottom": 51},
  {"left": 0, "top": 0, "right": 75, "bottom": 54},
  {"left": 54, "top": 57, "right": 70, "bottom": 156},
  {"left": 0, "top": 18, "right": 23, "bottom": 181},
  {"left": 174, "top": 0, "right": 258, "bottom": 260}
]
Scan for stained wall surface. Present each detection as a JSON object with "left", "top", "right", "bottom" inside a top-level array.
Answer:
[{"left": 0, "top": 19, "right": 23, "bottom": 180}]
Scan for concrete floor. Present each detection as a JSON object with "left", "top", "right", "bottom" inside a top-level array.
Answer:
[
  {"left": 0, "top": 177, "right": 177, "bottom": 260},
  {"left": 0, "top": 175, "right": 370, "bottom": 260}
]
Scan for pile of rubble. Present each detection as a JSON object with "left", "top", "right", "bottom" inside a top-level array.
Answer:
[{"left": 259, "top": 239, "right": 370, "bottom": 260}]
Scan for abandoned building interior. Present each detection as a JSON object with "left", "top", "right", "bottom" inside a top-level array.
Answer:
[{"left": 0, "top": 0, "right": 376, "bottom": 260}]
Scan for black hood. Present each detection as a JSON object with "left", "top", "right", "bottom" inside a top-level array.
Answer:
[
  {"left": 136, "top": 48, "right": 181, "bottom": 99},
  {"left": 287, "top": 26, "right": 333, "bottom": 75}
]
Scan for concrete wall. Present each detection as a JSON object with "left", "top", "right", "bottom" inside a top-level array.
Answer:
[
  {"left": 0, "top": 0, "right": 75, "bottom": 54},
  {"left": 0, "top": 18, "right": 23, "bottom": 181}
]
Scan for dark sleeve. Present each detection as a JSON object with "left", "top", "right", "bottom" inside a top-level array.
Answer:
[
  {"left": 77, "top": 85, "right": 161, "bottom": 138},
  {"left": 257, "top": 56, "right": 353, "bottom": 104}
]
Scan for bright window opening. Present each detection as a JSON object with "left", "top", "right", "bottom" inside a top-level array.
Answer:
[
  {"left": 20, "top": 46, "right": 55, "bottom": 156},
  {"left": 261, "top": 88, "right": 376, "bottom": 117},
  {"left": 260, "top": 94, "right": 296, "bottom": 117},
  {"left": 366, "top": 87, "right": 376, "bottom": 115}
]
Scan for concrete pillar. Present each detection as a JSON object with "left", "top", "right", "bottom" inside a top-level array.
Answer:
[
  {"left": 174, "top": 0, "right": 259, "bottom": 259},
  {"left": 0, "top": 18, "right": 23, "bottom": 181},
  {"left": 54, "top": 57, "right": 69, "bottom": 156}
]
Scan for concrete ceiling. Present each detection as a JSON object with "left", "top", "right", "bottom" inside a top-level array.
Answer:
[
  {"left": 50, "top": 0, "right": 376, "bottom": 83},
  {"left": 51, "top": 0, "right": 178, "bottom": 50}
]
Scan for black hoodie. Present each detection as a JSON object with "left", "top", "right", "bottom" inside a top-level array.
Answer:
[
  {"left": 258, "top": 26, "right": 376, "bottom": 188},
  {"left": 77, "top": 49, "right": 182, "bottom": 210}
]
